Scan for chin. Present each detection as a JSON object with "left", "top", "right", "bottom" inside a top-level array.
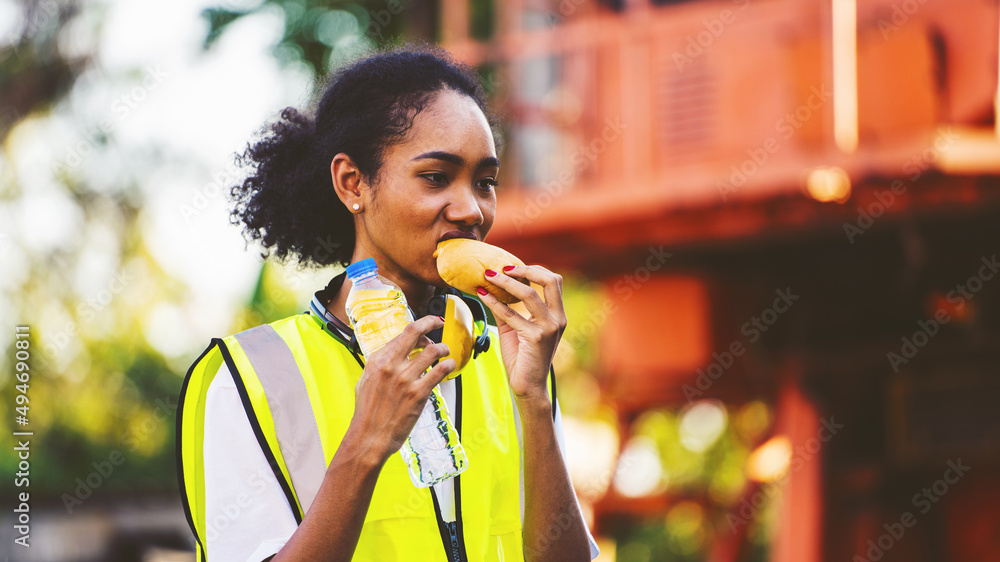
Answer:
[
  {"left": 428, "top": 270, "right": 451, "bottom": 290},
  {"left": 416, "top": 262, "right": 446, "bottom": 288}
]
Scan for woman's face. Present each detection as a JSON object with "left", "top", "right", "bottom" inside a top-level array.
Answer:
[{"left": 357, "top": 88, "right": 499, "bottom": 290}]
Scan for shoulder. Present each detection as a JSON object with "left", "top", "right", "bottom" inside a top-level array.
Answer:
[
  {"left": 211, "top": 313, "right": 326, "bottom": 353},
  {"left": 227, "top": 313, "right": 316, "bottom": 340},
  {"left": 184, "top": 313, "right": 317, "bottom": 386}
]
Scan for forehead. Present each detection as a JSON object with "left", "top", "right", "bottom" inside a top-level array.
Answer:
[{"left": 397, "top": 89, "right": 496, "bottom": 159}]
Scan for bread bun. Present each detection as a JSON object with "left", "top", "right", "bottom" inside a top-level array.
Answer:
[{"left": 433, "top": 239, "right": 529, "bottom": 304}]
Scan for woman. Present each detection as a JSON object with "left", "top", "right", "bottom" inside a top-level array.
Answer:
[{"left": 176, "top": 44, "right": 598, "bottom": 561}]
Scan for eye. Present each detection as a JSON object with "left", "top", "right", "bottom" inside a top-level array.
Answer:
[
  {"left": 478, "top": 178, "right": 499, "bottom": 191},
  {"left": 421, "top": 172, "right": 449, "bottom": 186}
]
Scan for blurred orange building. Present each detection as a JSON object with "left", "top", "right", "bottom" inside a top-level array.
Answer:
[{"left": 441, "top": 0, "right": 1000, "bottom": 561}]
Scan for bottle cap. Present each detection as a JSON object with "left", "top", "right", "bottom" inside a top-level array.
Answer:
[{"left": 346, "top": 258, "right": 379, "bottom": 280}]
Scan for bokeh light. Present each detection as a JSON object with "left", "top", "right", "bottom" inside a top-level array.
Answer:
[
  {"left": 613, "top": 435, "right": 666, "bottom": 498},
  {"left": 679, "top": 400, "right": 728, "bottom": 453},
  {"left": 746, "top": 435, "right": 792, "bottom": 483}
]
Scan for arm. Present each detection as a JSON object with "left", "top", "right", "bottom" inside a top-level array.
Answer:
[
  {"left": 516, "top": 390, "right": 592, "bottom": 560},
  {"left": 268, "top": 425, "right": 384, "bottom": 562},
  {"left": 476, "top": 266, "right": 591, "bottom": 561},
  {"left": 270, "top": 316, "right": 456, "bottom": 561}
]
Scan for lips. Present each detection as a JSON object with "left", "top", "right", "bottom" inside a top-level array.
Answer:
[{"left": 437, "top": 230, "right": 478, "bottom": 244}]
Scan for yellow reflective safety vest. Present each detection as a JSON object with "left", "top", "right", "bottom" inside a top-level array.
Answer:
[{"left": 176, "top": 305, "right": 525, "bottom": 561}]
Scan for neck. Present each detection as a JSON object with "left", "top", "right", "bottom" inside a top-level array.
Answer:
[{"left": 394, "top": 276, "right": 437, "bottom": 317}]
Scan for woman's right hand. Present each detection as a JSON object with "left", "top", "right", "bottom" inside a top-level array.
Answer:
[{"left": 347, "top": 315, "right": 456, "bottom": 464}]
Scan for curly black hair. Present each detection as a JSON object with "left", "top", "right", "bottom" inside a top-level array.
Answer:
[{"left": 229, "top": 42, "right": 503, "bottom": 269}]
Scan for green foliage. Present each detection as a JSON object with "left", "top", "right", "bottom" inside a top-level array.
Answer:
[
  {"left": 469, "top": 0, "right": 494, "bottom": 41},
  {"left": 0, "top": 0, "right": 85, "bottom": 143},
  {"left": 198, "top": 0, "right": 420, "bottom": 80}
]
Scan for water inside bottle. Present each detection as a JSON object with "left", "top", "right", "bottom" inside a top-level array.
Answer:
[
  {"left": 347, "top": 289, "right": 419, "bottom": 358},
  {"left": 345, "top": 276, "right": 467, "bottom": 487}
]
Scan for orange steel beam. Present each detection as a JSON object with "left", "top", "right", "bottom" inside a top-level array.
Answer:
[{"left": 488, "top": 176, "right": 1000, "bottom": 274}]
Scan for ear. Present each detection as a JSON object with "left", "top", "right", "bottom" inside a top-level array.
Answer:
[{"left": 330, "top": 153, "right": 364, "bottom": 210}]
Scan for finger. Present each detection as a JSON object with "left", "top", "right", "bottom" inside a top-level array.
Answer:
[
  {"left": 500, "top": 265, "right": 560, "bottom": 302},
  {"left": 476, "top": 284, "right": 532, "bottom": 331},
  {"left": 482, "top": 268, "right": 538, "bottom": 304},
  {"left": 501, "top": 264, "right": 566, "bottom": 320},
  {"left": 407, "top": 342, "right": 451, "bottom": 378},
  {"left": 419, "top": 357, "right": 457, "bottom": 394},
  {"left": 483, "top": 268, "right": 556, "bottom": 324},
  {"left": 384, "top": 315, "right": 445, "bottom": 361}
]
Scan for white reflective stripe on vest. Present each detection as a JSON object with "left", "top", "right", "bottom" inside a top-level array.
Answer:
[{"left": 233, "top": 324, "right": 326, "bottom": 515}]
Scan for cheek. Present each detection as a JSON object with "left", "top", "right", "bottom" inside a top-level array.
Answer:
[
  {"left": 378, "top": 196, "right": 431, "bottom": 231},
  {"left": 481, "top": 199, "right": 496, "bottom": 229}
]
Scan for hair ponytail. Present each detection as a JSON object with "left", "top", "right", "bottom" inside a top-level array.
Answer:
[{"left": 229, "top": 105, "right": 354, "bottom": 268}]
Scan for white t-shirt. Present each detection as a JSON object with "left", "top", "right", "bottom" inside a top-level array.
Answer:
[{"left": 202, "top": 362, "right": 600, "bottom": 561}]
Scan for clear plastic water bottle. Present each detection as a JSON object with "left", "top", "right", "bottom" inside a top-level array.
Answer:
[{"left": 344, "top": 258, "right": 468, "bottom": 487}]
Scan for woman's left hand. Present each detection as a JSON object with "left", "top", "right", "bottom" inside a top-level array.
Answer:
[{"left": 476, "top": 265, "right": 567, "bottom": 404}]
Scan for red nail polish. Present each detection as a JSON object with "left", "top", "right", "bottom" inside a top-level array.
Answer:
[
  {"left": 477, "top": 287, "right": 488, "bottom": 296},
  {"left": 484, "top": 269, "right": 497, "bottom": 277},
  {"left": 437, "top": 315, "right": 445, "bottom": 321},
  {"left": 502, "top": 265, "right": 515, "bottom": 273}
]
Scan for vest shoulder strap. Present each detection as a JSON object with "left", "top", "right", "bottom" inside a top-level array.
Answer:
[
  {"left": 177, "top": 321, "right": 331, "bottom": 561},
  {"left": 230, "top": 324, "right": 327, "bottom": 516},
  {"left": 176, "top": 339, "right": 223, "bottom": 562}
]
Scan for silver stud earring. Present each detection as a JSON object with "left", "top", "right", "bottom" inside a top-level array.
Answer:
[{"left": 352, "top": 203, "right": 360, "bottom": 211}]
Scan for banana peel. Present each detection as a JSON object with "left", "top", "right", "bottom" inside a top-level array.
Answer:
[{"left": 437, "top": 294, "right": 475, "bottom": 380}]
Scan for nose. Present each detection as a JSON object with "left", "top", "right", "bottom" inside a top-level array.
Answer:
[{"left": 444, "top": 185, "right": 484, "bottom": 227}]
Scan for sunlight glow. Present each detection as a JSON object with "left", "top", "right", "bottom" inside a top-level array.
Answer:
[
  {"left": 833, "top": 0, "right": 858, "bottom": 153},
  {"left": 746, "top": 435, "right": 792, "bottom": 482}
]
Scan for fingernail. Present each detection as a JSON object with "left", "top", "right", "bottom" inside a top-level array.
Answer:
[
  {"left": 476, "top": 287, "right": 488, "bottom": 296},
  {"left": 502, "top": 265, "right": 515, "bottom": 273},
  {"left": 484, "top": 269, "right": 497, "bottom": 277},
  {"left": 437, "top": 315, "right": 445, "bottom": 321}
]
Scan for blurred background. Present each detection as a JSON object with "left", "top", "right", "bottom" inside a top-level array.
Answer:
[{"left": 1, "top": 0, "right": 999, "bottom": 560}]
